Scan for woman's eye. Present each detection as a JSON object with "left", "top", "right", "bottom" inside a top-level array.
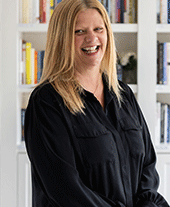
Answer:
[
  {"left": 75, "top": 29, "right": 84, "bottom": 34},
  {"left": 95, "top": 28, "right": 103, "bottom": 32}
]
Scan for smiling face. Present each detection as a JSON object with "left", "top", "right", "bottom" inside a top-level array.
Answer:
[{"left": 74, "top": 9, "right": 108, "bottom": 73}]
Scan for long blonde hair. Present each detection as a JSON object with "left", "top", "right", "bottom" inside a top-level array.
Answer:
[{"left": 40, "top": 0, "right": 121, "bottom": 114}]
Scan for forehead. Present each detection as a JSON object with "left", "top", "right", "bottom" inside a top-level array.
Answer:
[{"left": 75, "top": 9, "right": 105, "bottom": 26}]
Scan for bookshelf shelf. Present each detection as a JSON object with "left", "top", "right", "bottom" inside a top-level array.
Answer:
[
  {"left": 17, "top": 24, "right": 48, "bottom": 32},
  {"left": 156, "top": 24, "right": 170, "bottom": 33},
  {"left": 17, "top": 23, "right": 138, "bottom": 33},
  {"left": 156, "top": 145, "right": 170, "bottom": 153},
  {"left": 18, "top": 84, "right": 36, "bottom": 92},
  {"left": 111, "top": 23, "right": 138, "bottom": 33},
  {"left": 156, "top": 85, "right": 170, "bottom": 94}
]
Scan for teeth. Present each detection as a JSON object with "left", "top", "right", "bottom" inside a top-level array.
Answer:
[
  {"left": 82, "top": 46, "right": 99, "bottom": 53},
  {"left": 83, "top": 46, "right": 98, "bottom": 51}
]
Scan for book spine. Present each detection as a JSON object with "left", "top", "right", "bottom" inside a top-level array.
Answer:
[
  {"left": 168, "top": 105, "right": 170, "bottom": 143},
  {"left": 164, "top": 104, "right": 168, "bottom": 142},
  {"left": 22, "top": 0, "right": 29, "bottom": 23},
  {"left": 46, "top": 0, "right": 50, "bottom": 23},
  {"left": 29, "top": 0, "right": 33, "bottom": 24},
  {"left": 21, "top": 108, "right": 26, "bottom": 141},
  {"left": 160, "top": 0, "right": 168, "bottom": 23},
  {"left": 157, "top": 0, "right": 160, "bottom": 23},
  {"left": 161, "top": 103, "right": 165, "bottom": 143},
  {"left": 124, "top": 0, "right": 129, "bottom": 23},
  {"left": 132, "top": 0, "right": 136, "bottom": 23},
  {"left": 120, "top": 0, "right": 124, "bottom": 23},
  {"left": 31, "top": 48, "right": 35, "bottom": 85},
  {"left": 129, "top": 0, "right": 133, "bottom": 23},
  {"left": 43, "top": 0, "right": 47, "bottom": 23},
  {"left": 50, "top": 0, "right": 55, "bottom": 17},
  {"left": 110, "top": 0, "right": 116, "bottom": 23},
  {"left": 155, "top": 102, "right": 161, "bottom": 146},
  {"left": 26, "top": 42, "right": 32, "bottom": 84},
  {"left": 168, "top": 0, "right": 170, "bottom": 24},
  {"left": 157, "top": 40, "right": 160, "bottom": 84},
  {"left": 37, "top": 51, "right": 45, "bottom": 83},
  {"left": 135, "top": 0, "right": 137, "bottom": 23},
  {"left": 116, "top": 0, "right": 121, "bottom": 23},
  {"left": 107, "top": 0, "right": 111, "bottom": 19},
  {"left": 34, "top": 51, "right": 38, "bottom": 84},
  {"left": 163, "top": 42, "right": 167, "bottom": 84},
  {"left": 167, "top": 42, "right": 170, "bottom": 85},
  {"left": 40, "top": 51, "right": 45, "bottom": 80},
  {"left": 19, "top": 38, "right": 23, "bottom": 85},
  {"left": 33, "top": 0, "right": 40, "bottom": 23},
  {"left": 40, "top": 0, "right": 43, "bottom": 23},
  {"left": 22, "top": 41, "right": 26, "bottom": 84},
  {"left": 159, "top": 42, "right": 164, "bottom": 84},
  {"left": 37, "top": 51, "right": 41, "bottom": 83}
]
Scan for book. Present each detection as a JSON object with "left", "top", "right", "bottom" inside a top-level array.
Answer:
[
  {"left": 168, "top": 105, "right": 170, "bottom": 143},
  {"left": 33, "top": 0, "right": 40, "bottom": 23},
  {"left": 129, "top": 0, "right": 133, "bottom": 23},
  {"left": 168, "top": 0, "right": 170, "bottom": 23},
  {"left": 31, "top": 48, "right": 35, "bottom": 85},
  {"left": 160, "top": 103, "right": 165, "bottom": 143},
  {"left": 34, "top": 51, "right": 38, "bottom": 84},
  {"left": 50, "top": 0, "right": 55, "bottom": 17},
  {"left": 21, "top": 108, "right": 26, "bottom": 141},
  {"left": 110, "top": 0, "right": 116, "bottom": 23},
  {"left": 25, "top": 42, "right": 32, "bottom": 84},
  {"left": 167, "top": 42, "right": 170, "bottom": 85},
  {"left": 40, "top": 0, "right": 47, "bottom": 23},
  {"left": 163, "top": 42, "right": 167, "bottom": 84},
  {"left": 160, "top": 0, "right": 168, "bottom": 23},
  {"left": 155, "top": 102, "right": 161, "bottom": 146},
  {"left": 37, "top": 51, "right": 45, "bottom": 83},
  {"left": 158, "top": 42, "right": 164, "bottom": 84},
  {"left": 22, "top": 0, "right": 29, "bottom": 23},
  {"left": 124, "top": 0, "right": 129, "bottom": 23},
  {"left": 157, "top": 0, "right": 161, "bottom": 23}
]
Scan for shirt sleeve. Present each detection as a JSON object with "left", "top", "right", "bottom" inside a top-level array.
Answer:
[
  {"left": 121, "top": 83, "right": 169, "bottom": 207},
  {"left": 24, "top": 87, "right": 122, "bottom": 207}
]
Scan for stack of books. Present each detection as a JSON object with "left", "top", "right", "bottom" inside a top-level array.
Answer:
[
  {"left": 103, "top": 0, "right": 138, "bottom": 23},
  {"left": 19, "top": 0, "right": 62, "bottom": 24},
  {"left": 157, "top": 0, "right": 170, "bottom": 24},
  {"left": 157, "top": 41, "right": 170, "bottom": 85},
  {"left": 19, "top": 39, "right": 45, "bottom": 85},
  {"left": 155, "top": 102, "right": 170, "bottom": 146},
  {"left": 19, "top": 0, "right": 137, "bottom": 24}
]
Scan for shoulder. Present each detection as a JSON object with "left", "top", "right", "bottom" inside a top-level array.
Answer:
[
  {"left": 28, "top": 82, "right": 63, "bottom": 108},
  {"left": 118, "top": 80, "right": 135, "bottom": 101}
]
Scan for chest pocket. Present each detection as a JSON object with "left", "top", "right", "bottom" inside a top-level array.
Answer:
[
  {"left": 73, "top": 122, "right": 117, "bottom": 166},
  {"left": 119, "top": 117, "right": 145, "bottom": 159}
]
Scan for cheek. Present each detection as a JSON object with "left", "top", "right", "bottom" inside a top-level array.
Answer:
[{"left": 74, "top": 37, "right": 82, "bottom": 53}]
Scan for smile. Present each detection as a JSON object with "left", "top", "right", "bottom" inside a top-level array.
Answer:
[{"left": 81, "top": 45, "right": 100, "bottom": 54}]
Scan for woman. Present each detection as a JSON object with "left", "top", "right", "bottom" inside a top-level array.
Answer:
[{"left": 24, "top": 0, "right": 169, "bottom": 206}]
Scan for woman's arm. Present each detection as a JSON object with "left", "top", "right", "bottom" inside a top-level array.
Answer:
[
  {"left": 24, "top": 86, "right": 123, "bottom": 207},
  {"left": 121, "top": 82, "right": 169, "bottom": 207}
]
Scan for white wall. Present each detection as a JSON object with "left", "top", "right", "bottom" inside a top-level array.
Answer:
[{"left": 0, "top": 0, "right": 18, "bottom": 206}]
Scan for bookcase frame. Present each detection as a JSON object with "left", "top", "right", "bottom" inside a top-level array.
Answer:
[{"left": 0, "top": 0, "right": 170, "bottom": 206}]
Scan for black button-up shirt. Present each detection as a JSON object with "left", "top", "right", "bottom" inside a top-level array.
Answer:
[{"left": 24, "top": 80, "right": 169, "bottom": 207}]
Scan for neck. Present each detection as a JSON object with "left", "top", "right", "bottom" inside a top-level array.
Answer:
[{"left": 75, "top": 68, "right": 105, "bottom": 109}]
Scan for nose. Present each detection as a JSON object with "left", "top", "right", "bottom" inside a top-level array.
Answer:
[{"left": 85, "top": 31, "right": 98, "bottom": 43}]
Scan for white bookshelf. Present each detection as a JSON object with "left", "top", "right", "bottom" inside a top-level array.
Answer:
[{"left": 0, "top": 0, "right": 170, "bottom": 206}]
